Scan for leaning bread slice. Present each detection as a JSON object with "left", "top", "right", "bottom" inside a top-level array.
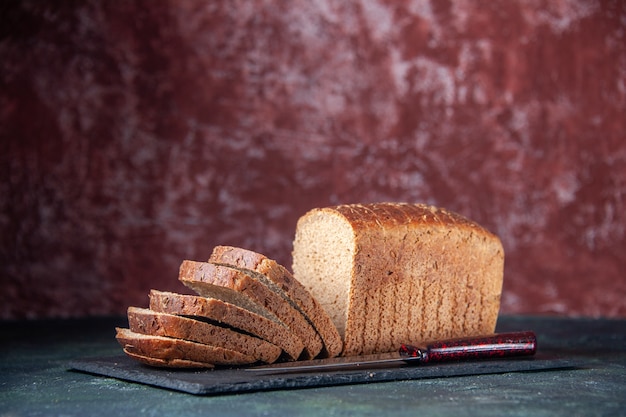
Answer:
[
  {"left": 115, "top": 328, "right": 255, "bottom": 367},
  {"left": 179, "top": 260, "right": 323, "bottom": 359},
  {"left": 149, "top": 290, "right": 303, "bottom": 360},
  {"left": 209, "top": 246, "right": 343, "bottom": 358},
  {"left": 128, "top": 307, "right": 282, "bottom": 364}
]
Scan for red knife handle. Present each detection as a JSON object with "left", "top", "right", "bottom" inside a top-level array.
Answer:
[{"left": 399, "top": 331, "right": 537, "bottom": 363}]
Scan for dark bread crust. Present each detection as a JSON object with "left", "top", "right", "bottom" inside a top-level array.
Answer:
[{"left": 332, "top": 203, "right": 497, "bottom": 234}]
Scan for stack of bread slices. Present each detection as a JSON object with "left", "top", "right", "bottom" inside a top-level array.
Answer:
[{"left": 116, "top": 245, "right": 343, "bottom": 368}]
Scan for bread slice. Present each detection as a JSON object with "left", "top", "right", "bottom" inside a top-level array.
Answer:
[
  {"left": 292, "top": 202, "right": 505, "bottom": 356},
  {"left": 122, "top": 350, "right": 214, "bottom": 369},
  {"left": 178, "top": 260, "right": 323, "bottom": 359},
  {"left": 148, "top": 290, "right": 304, "bottom": 360},
  {"left": 115, "top": 328, "right": 255, "bottom": 367},
  {"left": 209, "top": 246, "right": 343, "bottom": 358},
  {"left": 127, "top": 307, "right": 282, "bottom": 364}
]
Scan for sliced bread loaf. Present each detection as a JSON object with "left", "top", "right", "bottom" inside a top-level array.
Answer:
[
  {"left": 209, "top": 246, "right": 343, "bottom": 358},
  {"left": 292, "top": 202, "right": 505, "bottom": 356},
  {"left": 115, "top": 328, "right": 255, "bottom": 367},
  {"left": 178, "top": 260, "right": 323, "bottom": 359},
  {"left": 127, "top": 306, "right": 282, "bottom": 364},
  {"left": 148, "top": 290, "right": 304, "bottom": 360}
]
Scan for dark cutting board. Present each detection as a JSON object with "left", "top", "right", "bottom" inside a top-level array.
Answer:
[{"left": 69, "top": 353, "right": 581, "bottom": 395}]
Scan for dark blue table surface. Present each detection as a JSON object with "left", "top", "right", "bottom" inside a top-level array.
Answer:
[{"left": 1, "top": 315, "right": 625, "bottom": 416}]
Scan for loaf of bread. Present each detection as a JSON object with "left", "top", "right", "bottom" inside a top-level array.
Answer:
[
  {"left": 292, "top": 202, "right": 505, "bottom": 356},
  {"left": 208, "top": 246, "right": 343, "bottom": 358},
  {"left": 116, "top": 201, "right": 502, "bottom": 367}
]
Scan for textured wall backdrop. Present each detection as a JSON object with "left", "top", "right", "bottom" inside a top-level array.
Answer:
[{"left": 1, "top": 0, "right": 625, "bottom": 319}]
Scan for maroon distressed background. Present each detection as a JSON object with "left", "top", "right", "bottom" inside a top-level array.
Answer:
[{"left": 1, "top": 0, "right": 625, "bottom": 319}]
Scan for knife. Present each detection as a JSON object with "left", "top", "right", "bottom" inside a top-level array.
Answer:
[{"left": 245, "top": 331, "right": 537, "bottom": 374}]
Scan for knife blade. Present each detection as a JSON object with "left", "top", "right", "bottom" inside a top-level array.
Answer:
[{"left": 245, "top": 331, "right": 537, "bottom": 374}]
